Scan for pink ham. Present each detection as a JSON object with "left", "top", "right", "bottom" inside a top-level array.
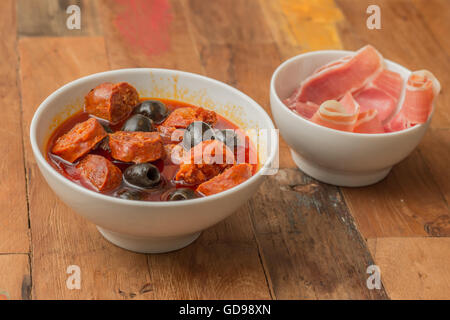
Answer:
[
  {"left": 311, "top": 99, "right": 359, "bottom": 132},
  {"left": 384, "top": 112, "right": 412, "bottom": 132},
  {"left": 290, "top": 101, "right": 319, "bottom": 119},
  {"left": 285, "top": 45, "right": 384, "bottom": 106},
  {"left": 402, "top": 70, "right": 440, "bottom": 123},
  {"left": 354, "top": 69, "right": 403, "bottom": 122},
  {"left": 385, "top": 70, "right": 440, "bottom": 132},
  {"left": 354, "top": 109, "right": 384, "bottom": 133}
]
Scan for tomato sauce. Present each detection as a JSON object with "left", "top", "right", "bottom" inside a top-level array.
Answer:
[{"left": 46, "top": 98, "right": 258, "bottom": 201}]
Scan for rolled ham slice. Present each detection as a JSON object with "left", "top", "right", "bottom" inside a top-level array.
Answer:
[
  {"left": 311, "top": 99, "right": 359, "bottom": 132},
  {"left": 402, "top": 70, "right": 440, "bottom": 124},
  {"left": 354, "top": 69, "right": 403, "bottom": 122},
  {"left": 285, "top": 45, "right": 384, "bottom": 106},
  {"left": 385, "top": 70, "right": 440, "bottom": 132}
]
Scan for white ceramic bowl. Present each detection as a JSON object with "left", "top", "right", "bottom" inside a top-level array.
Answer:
[
  {"left": 30, "top": 68, "right": 277, "bottom": 253},
  {"left": 270, "top": 50, "right": 431, "bottom": 187}
]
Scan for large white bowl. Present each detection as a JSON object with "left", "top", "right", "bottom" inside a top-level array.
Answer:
[
  {"left": 270, "top": 50, "right": 431, "bottom": 187},
  {"left": 30, "top": 68, "right": 277, "bottom": 253}
]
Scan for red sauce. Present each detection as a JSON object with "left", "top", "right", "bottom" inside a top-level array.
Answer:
[{"left": 46, "top": 98, "right": 258, "bottom": 201}]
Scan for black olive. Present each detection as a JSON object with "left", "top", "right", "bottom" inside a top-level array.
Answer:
[
  {"left": 101, "top": 123, "right": 113, "bottom": 133},
  {"left": 97, "top": 136, "right": 111, "bottom": 152},
  {"left": 168, "top": 188, "right": 197, "bottom": 201},
  {"left": 124, "top": 163, "right": 161, "bottom": 189},
  {"left": 121, "top": 114, "right": 153, "bottom": 132},
  {"left": 182, "top": 121, "right": 215, "bottom": 150},
  {"left": 133, "top": 100, "right": 168, "bottom": 124},
  {"left": 114, "top": 189, "right": 143, "bottom": 200},
  {"left": 214, "top": 129, "right": 239, "bottom": 150}
]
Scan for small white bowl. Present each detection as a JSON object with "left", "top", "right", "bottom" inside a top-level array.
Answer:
[
  {"left": 270, "top": 50, "right": 431, "bottom": 187},
  {"left": 30, "top": 68, "right": 277, "bottom": 253}
]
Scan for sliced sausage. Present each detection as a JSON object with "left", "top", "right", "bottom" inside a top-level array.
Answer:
[
  {"left": 85, "top": 82, "right": 139, "bottom": 124},
  {"left": 161, "top": 107, "right": 217, "bottom": 129},
  {"left": 76, "top": 154, "right": 122, "bottom": 192},
  {"left": 196, "top": 163, "right": 253, "bottom": 196},
  {"left": 108, "top": 131, "right": 163, "bottom": 163},
  {"left": 52, "top": 117, "right": 107, "bottom": 163},
  {"left": 175, "top": 140, "right": 234, "bottom": 185}
]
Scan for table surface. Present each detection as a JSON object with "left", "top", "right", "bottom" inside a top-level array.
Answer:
[{"left": 0, "top": 0, "right": 449, "bottom": 300}]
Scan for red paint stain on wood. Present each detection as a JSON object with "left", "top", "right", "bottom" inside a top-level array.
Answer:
[{"left": 113, "top": 0, "right": 172, "bottom": 56}]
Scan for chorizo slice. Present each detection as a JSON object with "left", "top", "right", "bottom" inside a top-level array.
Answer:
[
  {"left": 52, "top": 117, "right": 107, "bottom": 163},
  {"left": 175, "top": 140, "right": 234, "bottom": 185},
  {"left": 85, "top": 82, "right": 139, "bottom": 124},
  {"left": 108, "top": 131, "right": 163, "bottom": 163},
  {"left": 161, "top": 106, "right": 217, "bottom": 129},
  {"left": 76, "top": 154, "right": 122, "bottom": 192},
  {"left": 196, "top": 163, "right": 253, "bottom": 196}
]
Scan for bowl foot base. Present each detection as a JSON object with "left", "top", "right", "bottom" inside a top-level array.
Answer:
[
  {"left": 97, "top": 227, "right": 201, "bottom": 254},
  {"left": 290, "top": 149, "right": 391, "bottom": 187}
]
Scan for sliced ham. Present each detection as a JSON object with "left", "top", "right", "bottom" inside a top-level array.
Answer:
[
  {"left": 311, "top": 99, "right": 359, "bottom": 132},
  {"left": 290, "top": 101, "right": 319, "bottom": 119},
  {"left": 354, "top": 69, "right": 403, "bottom": 122},
  {"left": 385, "top": 70, "right": 440, "bottom": 132},
  {"left": 285, "top": 45, "right": 384, "bottom": 106},
  {"left": 384, "top": 112, "right": 412, "bottom": 132},
  {"left": 402, "top": 70, "right": 440, "bottom": 124},
  {"left": 354, "top": 109, "right": 384, "bottom": 133}
]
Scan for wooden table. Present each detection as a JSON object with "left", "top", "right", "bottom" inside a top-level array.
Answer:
[{"left": 0, "top": 0, "right": 448, "bottom": 300}]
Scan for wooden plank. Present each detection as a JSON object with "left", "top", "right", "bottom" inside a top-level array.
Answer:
[
  {"left": 419, "top": 129, "right": 450, "bottom": 235},
  {"left": 335, "top": 0, "right": 450, "bottom": 238},
  {"left": 412, "top": 0, "right": 450, "bottom": 56},
  {"left": 99, "top": 0, "right": 271, "bottom": 299},
  {"left": 368, "top": 237, "right": 450, "bottom": 299},
  {"left": 184, "top": 0, "right": 386, "bottom": 299},
  {"left": 17, "top": 0, "right": 101, "bottom": 37},
  {"left": 19, "top": 37, "right": 153, "bottom": 299},
  {"left": 249, "top": 169, "right": 388, "bottom": 299},
  {"left": 335, "top": 0, "right": 450, "bottom": 128},
  {"left": 342, "top": 150, "right": 449, "bottom": 238},
  {"left": 0, "top": 254, "right": 31, "bottom": 300},
  {"left": 0, "top": 0, "right": 30, "bottom": 254}
]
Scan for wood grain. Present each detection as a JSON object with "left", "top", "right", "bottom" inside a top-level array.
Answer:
[
  {"left": 368, "top": 237, "right": 450, "bottom": 299},
  {"left": 335, "top": 0, "right": 450, "bottom": 238},
  {"left": 0, "top": 254, "right": 31, "bottom": 300},
  {"left": 0, "top": 0, "right": 30, "bottom": 254},
  {"left": 19, "top": 37, "right": 154, "bottom": 299},
  {"left": 342, "top": 150, "right": 449, "bottom": 238},
  {"left": 249, "top": 169, "right": 388, "bottom": 299},
  {"left": 17, "top": 0, "right": 101, "bottom": 37}
]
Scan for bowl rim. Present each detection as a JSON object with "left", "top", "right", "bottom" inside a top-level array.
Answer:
[
  {"left": 270, "top": 49, "right": 431, "bottom": 138},
  {"left": 30, "top": 68, "right": 278, "bottom": 207}
]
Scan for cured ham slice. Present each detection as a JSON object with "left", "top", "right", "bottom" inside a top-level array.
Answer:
[
  {"left": 384, "top": 112, "right": 412, "bottom": 132},
  {"left": 384, "top": 70, "right": 440, "bottom": 132},
  {"left": 311, "top": 99, "right": 359, "bottom": 132},
  {"left": 290, "top": 101, "right": 319, "bottom": 119},
  {"left": 354, "top": 69, "right": 403, "bottom": 122},
  {"left": 285, "top": 45, "right": 384, "bottom": 105},
  {"left": 402, "top": 70, "right": 440, "bottom": 123},
  {"left": 354, "top": 109, "right": 384, "bottom": 133}
]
